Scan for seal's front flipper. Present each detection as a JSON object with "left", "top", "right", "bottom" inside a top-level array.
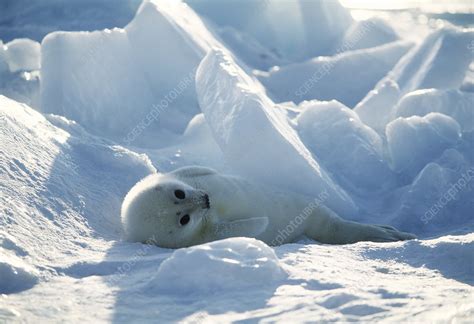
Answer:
[{"left": 211, "top": 217, "right": 269, "bottom": 240}]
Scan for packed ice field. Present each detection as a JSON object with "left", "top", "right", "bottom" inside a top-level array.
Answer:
[{"left": 0, "top": 0, "right": 473, "bottom": 322}]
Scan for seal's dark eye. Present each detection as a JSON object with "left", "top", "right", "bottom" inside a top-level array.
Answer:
[
  {"left": 174, "top": 189, "right": 185, "bottom": 199},
  {"left": 180, "top": 214, "right": 190, "bottom": 226}
]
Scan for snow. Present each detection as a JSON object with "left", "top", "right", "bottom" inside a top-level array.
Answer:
[
  {"left": 395, "top": 88, "right": 474, "bottom": 132},
  {"left": 383, "top": 26, "right": 474, "bottom": 95},
  {"left": 258, "top": 40, "right": 413, "bottom": 107},
  {"left": 396, "top": 148, "right": 474, "bottom": 235},
  {"left": 0, "top": 255, "right": 39, "bottom": 295},
  {"left": 1, "top": 0, "right": 474, "bottom": 322},
  {"left": 2, "top": 38, "right": 41, "bottom": 73},
  {"left": 40, "top": 0, "right": 221, "bottom": 148},
  {"left": 354, "top": 79, "right": 401, "bottom": 135},
  {"left": 0, "top": 39, "right": 40, "bottom": 108},
  {"left": 386, "top": 113, "right": 462, "bottom": 177},
  {"left": 151, "top": 238, "right": 287, "bottom": 294},
  {"left": 336, "top": 17, "right": 400, "bottom": 52},
  {"left": 185, "top": 0, "right": 353, "bottom": 67},
  {"left": 297, "top": 100, "right": 395, "bottom": 193},
  {"left": 0, "top": 95, "right": 154, "bottom": 250}
]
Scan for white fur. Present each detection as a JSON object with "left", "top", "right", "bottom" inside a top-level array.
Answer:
[{"left": 121, "top": 166, "right": 415, "bottom": 248}]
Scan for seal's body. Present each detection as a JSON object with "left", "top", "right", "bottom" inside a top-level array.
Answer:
[{"left": 121, "top": 166, "right": 415, "bottom": 248}]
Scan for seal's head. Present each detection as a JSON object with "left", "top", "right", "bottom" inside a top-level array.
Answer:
[{"left": 121, "top": 173, "right": 211, "bottom": 248}]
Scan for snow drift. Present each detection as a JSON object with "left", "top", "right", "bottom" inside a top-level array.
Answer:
[
  {"left": 0, "top": 94, "right": 154, "bottom": 274},
  {"left": 151, "top": 238, "right": 287, "bottom": 294}
]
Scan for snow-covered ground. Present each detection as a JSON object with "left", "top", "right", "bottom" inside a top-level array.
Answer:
[{"left": 1, "top": 0, "right": 473, "bottom": 322}]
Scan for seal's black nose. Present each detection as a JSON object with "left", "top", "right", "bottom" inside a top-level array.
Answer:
[{"left": 203, "top": 194, "right": 210, "bottom": 209}]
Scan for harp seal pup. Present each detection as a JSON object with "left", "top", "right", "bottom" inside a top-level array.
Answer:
[{"left": 121, "top": 166, "right": 415, "bottom": 248}]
